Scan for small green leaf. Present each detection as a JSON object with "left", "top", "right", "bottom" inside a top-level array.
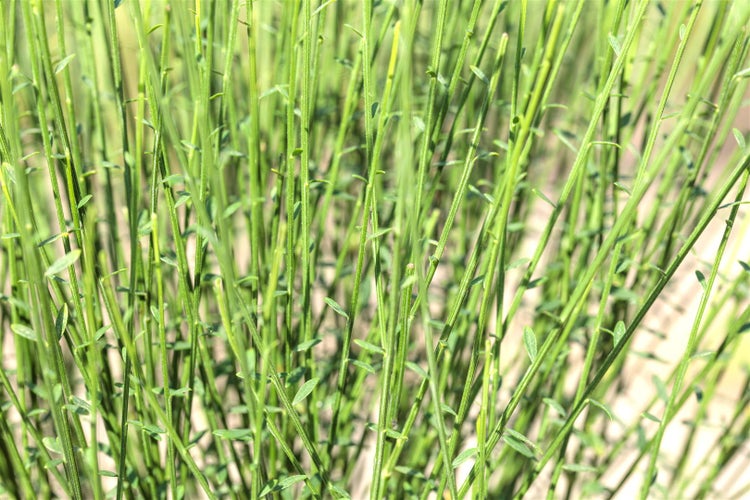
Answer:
[
  {"left": 452, "top": 447, "right": 477, "bottom": 469},
  {"left": 401, "top": 274, "right": 417, "bottom": 289},
  {"left": 405, "top": 361, "right": 427, "bottom": 379},
  {"left": 293, "top": 378, "right": 319, "bottom": 405},
  {"left": 385, "top": 428, "right": 406, "bottom": 441},
  {"left": 613, "top": 321, "right": 626, "bottom": 346},
  {"left": 642, "top": 411, "right": 662, "bottom": 423},
  {"left": 124, "top": 150, "right": 136, "bottom": 167},
  {"left": 77, "top": 194, "right": 93, "bottom": 209},
  {"left": 350, "top": 359, "right": 377, "bottom": 374},
  {"left": 394, "top": 466, "right": 427, "bottom": 479},
  {"left": 470, "top": 65, "right": 489, "bottom": 85},
  {"left": 55, "top": 304, "right": 68, "bottom": 341},
  {"left": 11, "top": 324, "right": 37, "bottom": 342},
  {"left": 531, "top": 188, "right": 556, "bottom": 208},
  {"left": 636, "top": 425, "right": 647, "bottom": 450},
  {"left": 258, "top": 479, "right": 279, "bottom": 496},
  {"left": 295, "top": 338, "right": 322, "bottom": 352},
  {"left": 45, "top": 249, "right": 81, "bottom": 277},
  {"left": 690, "top": 350, "right": 713, "bottom": 360},
  {"left": 543, "top": 397, "right": 566, "bottom": 417},
  {"left": 223, "top": 201, "right": 242, "bottom": 218},
  {"left": 142, "top": 424, "right": 165, "bottom": 439},
  {"left": 505, "top": 428, "right": 536, "bottom": 446},
  {"left": 611, "top": 287, "right": 639, "bottom": 303},
  {"left": 368, "top": 227, "right": 392, "bottom": 241},
  {"left": 502, "top": 434, "right": 536, "bottom": 459},
  {"left": 608, "top": 34, "right": 621, "bottom": 56},
  {"left": 329, "top": 484, "right": 352, "bottom": 499},
  {"left": 259, "top": 475, "right": 307, "bottom": 496},
  {"left": 324, "top": 297, "right": 349, "bottom": 319},
  {"left": 562, "top": 463, "right": 598, "bottom": 473},
  {"left": 615, "top": 258, "right": 632, "bottom": 274},
  {"left": 413, "top": 116, "right": 425, "bottom": 133},
  {"left": 353, "top": 339, "right": 384, "bottom": 355},
  {"left": 523, "top": 326, "right": 537, "bottom": 361},
  {"left": 170, "top": 387, "right": 191, "bottom": 398},
  {"left": 213, "top": 428, "right": 253, "bottom": 441},
  {"left": 733, "top": 128, "right": 746, "bottom": 149},
  {"left": 652, "top": 375, "right": 669, "bottom": 403},
  {"left": 695, "top": 270, "right": 707, "bottom": 291},
  {"left": 440, "top": 403, "right": 457, "bottom": 417},
  {"left": 613, "top": 181, "right": 631, "bottom": 195},
  {"left": 42, "top": 437, "right": 63, "bottom": 454},
  {"left": 506, "top": 258, "right": 530, "bottom": 271},
  {"left": 739, "top": 260, "right": 750, "bottom": 272},
  {"left": 67, "top": 395, "right": 91, "bottom": 416},
  {"left": 587, "top": 399, "right": 614, "bottom": 421},
  {"left": 54, "top": 54, "right": 76, "bottom": 74}
]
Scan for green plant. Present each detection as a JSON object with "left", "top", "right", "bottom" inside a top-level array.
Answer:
[{"left": 0, "top": 0, "right": 749, "bottom": 498}]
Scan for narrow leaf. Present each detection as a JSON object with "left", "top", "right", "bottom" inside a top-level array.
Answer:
[
  {"left": 440, "top": 403, "right": 457, "bottom": 417},
  {"left": 452, "top": 447, "right": 477, "bottom": 469},
  {"left": 295, "top": 338, "right": 322, "bottom": 352},
  {"left": 54, "top": 54, "right": 76, "bottom": 74},
  {"left": 278, "top": 475, "right": 307, "bottom": 491},
  {"left": 405, "top": 361, "right": 427, "bottom": 379},
  {"left": 502, "top": 434, "right": 536, "bottom": 459},
  {"left": 652, "top": 375, "right": 669, "bottom": 403},
  {"left": 733, "top": 128, "right": 746, "bottom": 149},
  {"left": 543, "top": 397, "right": 566, "bottom": 417},
  {"left": 259, "top": 475, "right": 307, "bottom": 496},
  {"left": 562, "top": 463, "right": 599, "bottom": 473},
  {"left": 394, "top": 466, "right": 427, "bottom": 479},
  {"left": 608, "top": 34, "right": 622, "bottom": 56},
  {"left": 470, "top": 65, "right": 489, "bottom": 85},
  {"left": 587, "top": 399, "right": 614, "bottom": 421},
  {"left": 613, "top": 181, "right": 631, "bottom": 195},
  {"left": 213, "top": 429, "right": 253, "bottom": 441},
  {"left": 532, "top": 188, "right": 557, "bottom": 208},
  {"left": 11, "top": 324, "right": 37, "bottom": 342},
  {"left": 353, "top": 339, "right": 384, "bottom": 355},
  {"left": 77, "top": 195, "right": 93, "bottom": 209},
  {"left": 292, "top": 378, "right": 319, "bottom": 405},
  {"left": 55, "top": 304, "right": 68, "bottom": 341},
  {"left": 350, "top": 359, "right": 377, "bottom": 374},
  {"left": 45, "top": 249, "right": 81, "bottom": 277},
  {"left": 523, "top": 326, "right": 537, "bottom": 361},
  {"left": 42, "top": 437, "right": 63, "bottom": 454},
  {"left": 642, "top": 411, "right": 662, "bottom": 423},
  {"left": 613, "top": 321, "right": 626, "bottom": 346},
  {"left": 324, "top": 297, "right": 349, "bottom": 319},
  {"left": 695, "top": 270, "right": 707, "bottom": 291}
]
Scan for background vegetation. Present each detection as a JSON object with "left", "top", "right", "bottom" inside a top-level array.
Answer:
[{"left": 0, "top": 0, "right": 749, "bottom": 498}]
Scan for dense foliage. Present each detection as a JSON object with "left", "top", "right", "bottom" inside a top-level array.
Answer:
[{"left": 0, "top": 1, "right": 749, "bottom": 498}]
